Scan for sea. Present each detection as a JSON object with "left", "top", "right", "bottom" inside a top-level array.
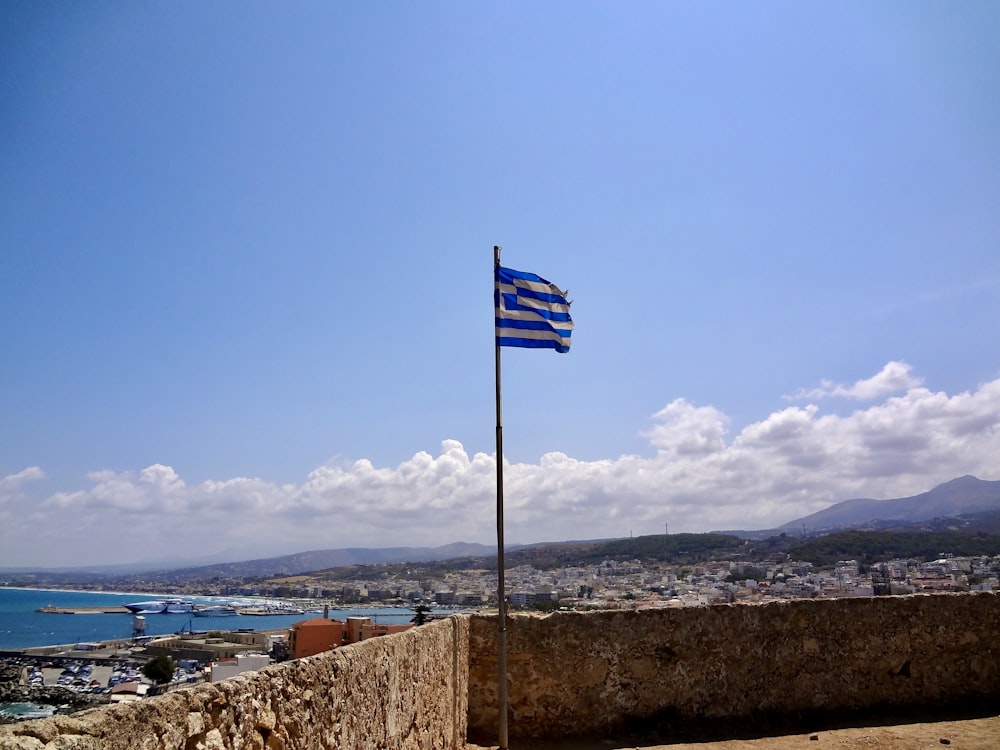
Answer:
[{"left": 0, "top": 587, "right": 426, "bottom": 651}]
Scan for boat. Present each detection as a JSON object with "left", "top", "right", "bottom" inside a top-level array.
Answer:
[
  {"left": 238, "top": 605, "right": 306, "bottom": 616},
  {"left": 123, "top": 598, "right": 194, "bottom": 614},
  {"left": 193, "top": 605, "right": 238, "bottom": 617}
]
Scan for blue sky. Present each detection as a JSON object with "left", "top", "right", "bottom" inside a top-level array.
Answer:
[{"left": 2, "top": 2, "right": 999, "bottom": 568}]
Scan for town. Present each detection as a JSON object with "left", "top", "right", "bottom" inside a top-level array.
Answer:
[
  {"left": 211, "top": 552, "right": 1000, "bottom": 608},
  {"left": 13, "top": 550, "right": 998, "bottom": 612}
]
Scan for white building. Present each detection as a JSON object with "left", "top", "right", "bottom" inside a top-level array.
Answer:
[{"left": 210, "top": 654, "right": 272, "bottom": 683}]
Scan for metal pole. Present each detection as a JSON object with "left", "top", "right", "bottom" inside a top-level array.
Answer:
[{"left": 494, "top": 244, "right": 509, "bottom": 749}]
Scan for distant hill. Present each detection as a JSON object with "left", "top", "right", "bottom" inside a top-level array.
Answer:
[
  {"left": 785, "top": 476, "right": 1000, "bottom": 532},
  {"left": 717, "top": 476, "right": 1000, "bottom": 539},
  {"left": 299, "top": 533, "right": 749, "bottom": 580},
  {"left": 0, "top": 542, "right": 502, "bottom": 581},
  {"left": 135, "top": 541, "right": 502, "bottom": 582},
  {"left": 1, "top": 534, "right": 753, "bottom": 588},
  {"left": 499, "top": 533, "right": 744, "bottom": 570},
  {"left": 821, "top": 508, "right": 1000, "bottom": 535},
  {"left": 788, "top": 530, "right": 1000, "bottom": 567}
]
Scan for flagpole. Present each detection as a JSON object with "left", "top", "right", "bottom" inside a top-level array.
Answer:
[{"left": 493, "top": 244, "right": 509, "bottom": 750}]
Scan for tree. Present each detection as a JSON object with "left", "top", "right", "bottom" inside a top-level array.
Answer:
[
  {"left": 410, "top": 604, "right": 431, "bottom": 626},
  {"left": 142, "top": 655, "right": 176, "bottom": 686}
]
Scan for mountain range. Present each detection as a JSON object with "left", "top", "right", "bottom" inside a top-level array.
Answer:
[
  {"left": 132, "top": 542, "right": 502, "bottom": 582},
  {"left": 716, "top": 475, "right": 1000, "bottom": 539}
]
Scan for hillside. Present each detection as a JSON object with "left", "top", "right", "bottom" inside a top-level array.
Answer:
[
  {"left": 787, "top": 530, "right": 1000, "bottom": 567},
  {"left": 132, "top": 541, "right": 500, "bottom": 583},
  {"left": 297, "top": 533, "right": 751, "bottom": 582},
  {"left": 781, "top": 475, "right": 1000, "bottom": 532}
]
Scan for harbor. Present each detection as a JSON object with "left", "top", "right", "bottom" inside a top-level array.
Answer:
[
  {"left": 2, "top": 588, "right": 432, "bottom": 652},
  {"left": 33, "top": 604, "right": 307, "bottom": 617},
  {"left": 0, "top": 636, "right": 213, "bottom": 722}
]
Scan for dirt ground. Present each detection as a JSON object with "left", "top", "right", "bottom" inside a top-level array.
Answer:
[{"left": 468, "top": 714, "right": 1000, "bottom": 750}]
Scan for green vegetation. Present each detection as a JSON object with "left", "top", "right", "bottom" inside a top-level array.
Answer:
[
  {"left": 305, "top": 533, "right": 746, "bottom": 579},
  {"left": 586, "top": 533, "right": 744, "bottom": 565},
  {"left": 266, "top": 529, "right": 1000, "bottom": 585},
  {"left": 788, "top": 530, "right": 1000, "bottom": 567},
  {"left": 141, "top": 655, "right": 176, "bottom": 685},
  {"left": 411, "top": 604, "right": 432, "bottom": 625}
]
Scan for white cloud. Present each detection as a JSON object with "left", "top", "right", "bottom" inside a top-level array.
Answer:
[
  {"left": 3, "top": 365, "right": 1000, "bottom": 568},
  {"left": 0, "top": 467, "right": 45, "bottom": 521},
  {"left": 786, "top": 361, "right": 924, "bottom": 401},
  {"left": 0, "top": 466, "right": 44, "bottom": 495},
  {"left": 644, "top": 399, "right": 729, "bottom": 458}
]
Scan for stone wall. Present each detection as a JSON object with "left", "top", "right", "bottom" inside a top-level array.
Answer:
[
  {"left": 467, "top": 592, "right": 1000, "bottom": 743},
  {"left": 0, "top": 615, "right": 469, "bottom": 750},
  {"left": 4, "top": 593, "right": 998, "bottom": 748}
]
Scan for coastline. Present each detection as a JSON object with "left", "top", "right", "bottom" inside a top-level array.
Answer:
[
  {"left": 0, "top": 585, "right": 182, "bottom": 597},
  {"left": 0, "top": 588, "right": 433, "bottom": 651}
]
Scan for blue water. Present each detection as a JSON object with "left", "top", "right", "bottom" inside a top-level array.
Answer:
[
  {"left": 0, "top": 702, "right": 57, "bottom": 720},
  {"left": 0, "top": 588, "right": 425, "bottom": 650}
]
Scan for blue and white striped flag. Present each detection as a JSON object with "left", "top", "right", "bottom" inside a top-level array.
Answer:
[{"left": 495, "top": 265, "right": 573, "bottom": 353}]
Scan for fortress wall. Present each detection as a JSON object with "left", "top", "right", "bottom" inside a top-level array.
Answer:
[
  {"left": 467, "top": 592, "right": 1000, "bottom": 742},
  {"left": 3, "top": 593, "right": 998, "bottom": 748},
  {"left": 0, "top": 615, "right": 469, "bottom": 750}
]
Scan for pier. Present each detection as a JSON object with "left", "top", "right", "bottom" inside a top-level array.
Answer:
[{"left": 34, "top": 605, "right": 131, "bottom": 615}]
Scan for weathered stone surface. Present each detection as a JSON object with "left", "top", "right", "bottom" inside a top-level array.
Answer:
[
  {"left": 0, "top": 615, "right": 469, "bottom": 750},
  {"left": 3, "top": 595, "right": 997, "bottom": 748},
  {"left": 467, "top": 592, "right": 1000, "bottom": 742},
  {"left": 45, "top": 737, "right": 101, "bottom": 750},
  {"left": 0, "top": 667, "right": 21, "bottom": 685},
  {"left": 198, "top": 728, "right": 225, "bottom": 750},
  {"left": 187, "top": 711, "right": 205, "bottom": 737},
  {"left": 0, "top": 739, "right": 43, "bottom": 750}
]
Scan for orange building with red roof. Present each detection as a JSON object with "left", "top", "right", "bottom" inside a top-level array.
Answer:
[{"left": 288, "top": 616, "right": 413, "bottom": 659}]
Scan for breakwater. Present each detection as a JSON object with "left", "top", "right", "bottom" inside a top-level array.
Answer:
[{"left": 33, "top": 606, "right": 130, "bottom": 615}]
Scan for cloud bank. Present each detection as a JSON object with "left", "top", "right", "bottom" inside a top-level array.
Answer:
[
  {"left": 3, "top": 363, "right": 999, "bottom": 568},
  {"left": 784, "top": 360, "right": 924, "bottom": 401}
]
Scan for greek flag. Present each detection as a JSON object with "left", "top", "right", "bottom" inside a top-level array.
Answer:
[{"left": 495, "top": 265, "right": 573, "bottom": 353}]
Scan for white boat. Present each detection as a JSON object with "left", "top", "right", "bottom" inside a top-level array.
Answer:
[
  {"left": 193, "top": 605, "right": 238, "bottom": 617},
  {"left": 239, "top": 604, "right": 305, "bottom": 616},
  {"left": 124, "top": 598, "right": 194, "bottom": 614}
]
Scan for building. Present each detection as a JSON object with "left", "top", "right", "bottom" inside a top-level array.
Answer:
[
  {"left": 210, "top": 654, "right": 272, "bottom": 683},
  {"left": 287, "top": 616, "right": 413, "bottom": 659},
  {"left": 288, "top": 618, "right": 348, "bottom": 659},
  {"left": 144, "top": 631, "right": 273, "bottom": 662}
]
